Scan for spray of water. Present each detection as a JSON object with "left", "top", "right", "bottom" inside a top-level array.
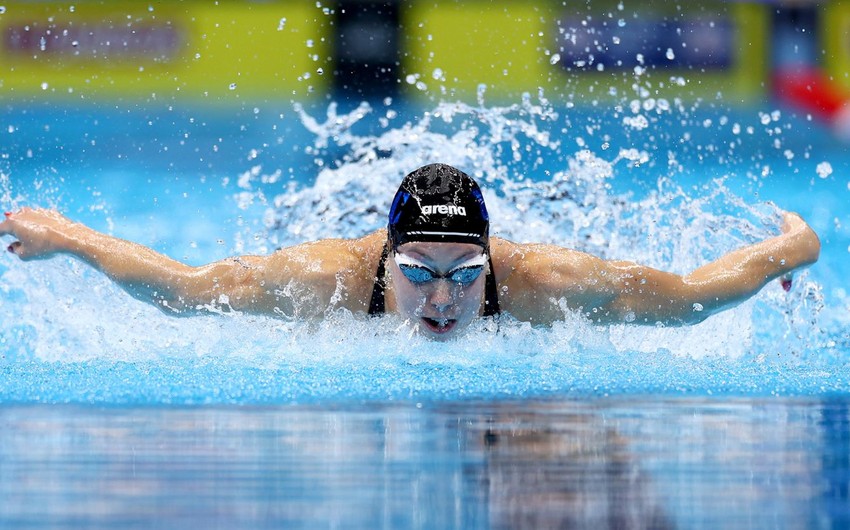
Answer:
[{"left": 0, "top": 95, "right": 840, "bottom": 403}]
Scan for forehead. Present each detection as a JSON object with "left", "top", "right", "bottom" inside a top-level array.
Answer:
[{"left": 397, "top": 241, "right": 483, "bottom": 263}]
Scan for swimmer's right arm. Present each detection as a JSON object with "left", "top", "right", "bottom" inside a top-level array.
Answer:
[{"left": 1, "top": 208, "right": 380, "bottom": 317}]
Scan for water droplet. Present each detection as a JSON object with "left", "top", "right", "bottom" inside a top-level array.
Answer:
[
  {"left": 549, "top": 53, "right": 560, "bottom": 65},
  {"left": 277, "top": 17, "right": 287, "bottom": 30},
  {"left": 40, "top": 82, "right": 48, "bottom": 90},
  {"left": 665, "top": 48, "right": 675, "bottom": 60},
  {"left": 0, "top": 6, "right": 6, "bottom": 14},
  {"left": 618, "top": 19, "right": 626, "bottom": 27},
  {"left": 316, "top": 67, "right": 324, "bottom": 75},
  {"left": 431, "top": 67, "right": 443, "bottom": 80},
  {"left": 692, "top": 303, "right": 704, "bottom": 312},
  {"left": 39, "top": 36, "right": 46, "bottom": 51},
  {"left": 816, "top": 161, "right": 833, "bottom": 179},
  {"left": 405, "top": 74, "right": 418, "bottom": 85},
  {"left": 228, "top": 83, "right": 237, "bottom": 90},
  {"left": 624, "top": 311, "right": 636, "bottom": 322},
  {"left": 306, "top": 39, "right": 314, "bottom": 48}
]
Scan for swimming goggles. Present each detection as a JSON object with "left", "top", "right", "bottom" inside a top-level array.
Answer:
[{"left": 393, "top": 252, "right": 488, "bottom": 286}]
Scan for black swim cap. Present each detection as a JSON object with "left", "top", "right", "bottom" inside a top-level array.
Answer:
[{"left": 388, "top": 163, "right": 490, "bottom": 250}]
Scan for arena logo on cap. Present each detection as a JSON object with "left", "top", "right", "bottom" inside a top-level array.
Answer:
[{"left": 421, "top": 204, "right": 467, "bottom": 216}]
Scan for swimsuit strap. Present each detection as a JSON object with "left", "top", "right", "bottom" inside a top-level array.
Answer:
[
  {"left": 368, "top": 241, "right": 390, "bottom": 315},
  {"left": 483, "top": 255, "right": 501, "bottom": 317},
  {"left": 367, "top": 241, "right": 501, "bottom": 318}
]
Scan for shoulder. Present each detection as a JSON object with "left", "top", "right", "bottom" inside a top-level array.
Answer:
[
  {"left": 489, "top": 237, "right": 619, "bottom": 322},
  {"left": 489, "top": 237, "right": 606, "bottom": 283},
  {"left": 264, "top": 230, "right": 387, "bottom": 311}
]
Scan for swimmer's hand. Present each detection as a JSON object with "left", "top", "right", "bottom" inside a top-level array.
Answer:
[
  {"left": 776, "top": 211, "right": 820, "bottom": 291},
  {"left": 1, "top": 207, "right": 77, "bottom": 260}
]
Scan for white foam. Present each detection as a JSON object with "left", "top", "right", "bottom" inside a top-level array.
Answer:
[{"left": 0, "top": 97, "right": 836, "bottom": 401}]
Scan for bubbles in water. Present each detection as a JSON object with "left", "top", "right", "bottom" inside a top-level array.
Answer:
[
  {"left": 816, "top": 161, "right": 833, "bottom": 179},
  {"left": 277, "top": 17, "right": 287, "bottom": 30}
]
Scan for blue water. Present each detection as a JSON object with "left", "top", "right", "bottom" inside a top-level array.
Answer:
[{"left": 1, "top": 97, "right": 849, "bottom": 528}]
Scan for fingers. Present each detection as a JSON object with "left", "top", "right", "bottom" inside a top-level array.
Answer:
[
  {"left": 2, "top": 211, "right": 21, "bottom": 253},
  {"left": 780, "top": 273, "right": 793, "bottom": 292},
  {"left": 0, "top": 210, "right": 16, "bottom": 237},
  {"left": 780, "top": 212, "right": 806, "bottom": 235}
]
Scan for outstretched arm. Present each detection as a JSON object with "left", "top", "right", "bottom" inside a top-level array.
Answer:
[
  {"left": 1, "top": 208, "right": 379, "bottom": 317},
  {"left": 498, "top": 212, "right": 820, "bottom": 326},
  {"left": 601, "top": 212, "right": 820, "bottom": 324}
]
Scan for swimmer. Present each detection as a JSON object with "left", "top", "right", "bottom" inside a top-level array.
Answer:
[{"left": 1, "top": 163, "right": 820, "bottom": 340}]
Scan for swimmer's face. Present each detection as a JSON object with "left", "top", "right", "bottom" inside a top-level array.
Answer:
[{"left": 389, "top": 242, "right": 488, "bottom": 340}]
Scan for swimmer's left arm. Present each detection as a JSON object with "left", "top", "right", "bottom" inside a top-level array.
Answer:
[
  {"left": 600, "top": 212, "right": 820, "bottom": 325},
  {"left": 499, "top": 212, "right": 819, "bottom": 326}
]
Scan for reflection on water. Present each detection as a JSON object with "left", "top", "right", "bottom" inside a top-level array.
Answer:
[{"left": 1, "top": 398, "right": 847, "bottom": 529}]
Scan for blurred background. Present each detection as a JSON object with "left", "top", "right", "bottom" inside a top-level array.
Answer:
[{"left": 0, "top": 0, "right": 848, "bottom": 129}]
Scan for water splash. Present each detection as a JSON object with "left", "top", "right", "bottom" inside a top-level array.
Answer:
[{"left": 0, "top": 96, "right": 844, "bottom": 403}]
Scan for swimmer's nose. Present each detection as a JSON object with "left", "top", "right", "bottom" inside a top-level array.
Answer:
[{"left": 428, "top": 280, "right": 454, "bottom": 312}]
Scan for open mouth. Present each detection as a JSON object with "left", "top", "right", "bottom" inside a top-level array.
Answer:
[{"left": 421, "top": 317, "right": 457, "bottom": 334}]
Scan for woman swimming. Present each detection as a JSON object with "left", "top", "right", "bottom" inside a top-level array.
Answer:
[{"left": 1, "top": 163, "right": 821, "bottom": 340}]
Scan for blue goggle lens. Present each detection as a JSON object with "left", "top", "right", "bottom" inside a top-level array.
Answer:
[
  {"left": 448, "top": 266, "right": 485, "bottom": 285},
  {"left": 398, "top": 264, "right": 436, "bottom": 284}
]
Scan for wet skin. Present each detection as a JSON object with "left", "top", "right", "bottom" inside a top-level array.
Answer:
[{"left": 387, "top": 241, "right": 487, "bottom": 341}]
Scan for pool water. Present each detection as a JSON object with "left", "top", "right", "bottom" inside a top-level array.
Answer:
[{"left": 1, "top": 97, "right": 849, "bottom": 529}]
